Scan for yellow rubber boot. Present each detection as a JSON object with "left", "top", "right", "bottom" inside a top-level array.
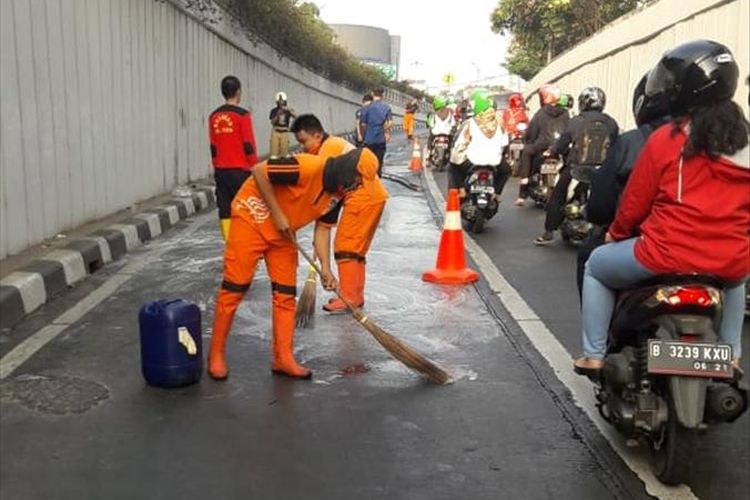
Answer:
[{"left": 219, "top": 219, "right": 231, "bottom": 241}]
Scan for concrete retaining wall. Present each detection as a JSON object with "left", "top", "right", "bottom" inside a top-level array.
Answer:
[
  {"left": 0, "top": 0, "right": 415, "bottom": 259},
  {"left": 524, "top": 0, "right": 749, "bottom": 128}
]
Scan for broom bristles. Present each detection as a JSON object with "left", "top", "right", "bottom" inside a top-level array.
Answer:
[
  {"left": 294, "top": 243, "right": 451, "bottom": 385},
  {"left": 295, "top": 266, "right": 317, "bottom": 329}
]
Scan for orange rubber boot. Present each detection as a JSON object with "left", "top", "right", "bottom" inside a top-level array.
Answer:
[
  {"left": 208, "top": 289, "right": 243, "bottom": 380},
  {"left": 354, "top": 260, "right": 366, "bottom": 307},
  {"left": 323, "top": 260, "right": 361, "bottom": 312},
  {"left": 270, "top": 292, "right": 312, "bottom": 379}
]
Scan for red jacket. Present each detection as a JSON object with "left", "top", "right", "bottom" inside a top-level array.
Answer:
[
  {"left": 610, "top": 124, "right": 750, "bottom": 282},
  {"left": 209, "top": 104, "right": 258, "bottom": 170}
]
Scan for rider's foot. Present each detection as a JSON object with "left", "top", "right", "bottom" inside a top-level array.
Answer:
[
  {"left": 534, "top": 231, "right": 554, "bottom": 245},
  {"left": 458, "top": 188, "right": 467, "bottom": 199},
  {"left": 573, "top": 357, "right": 604, "bottom": 377},
  {"left": 732, "top": 358, "right": 744, "bottom": 378},
  {"left": 514, "top": 198, "right": 525, "bottom": 207}
]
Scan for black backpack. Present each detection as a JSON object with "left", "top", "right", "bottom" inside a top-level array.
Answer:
[
  {"left": 541, "top": 116, "right": 567, "bottom": 149},
  {"left": 570, "top": 115, "right": 611, "bottom": 166}
]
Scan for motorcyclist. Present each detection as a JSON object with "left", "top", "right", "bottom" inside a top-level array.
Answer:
[
  {"left": 574, "top": 74, "right": 672, "bottom": 296},
  {"left": 501, "top": 92, "right": 529, "bottom": 139},
  {"left": 534, "top": 87, "right": 619, "bottom": 245},
  {"left": 515, "top": 84, "right": 570, "bottom": 206},
  {"left": 428, "top": 96, "right": 456, "bottom": 155},
  {"left": 449, "top": 89, "right": 510, "bottom": 201},
  {"left": 575, "top": 40, "right": 749, "bottom": 376}
]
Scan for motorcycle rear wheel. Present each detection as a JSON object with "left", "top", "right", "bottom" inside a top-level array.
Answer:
[
  {"left": 471, "top": 212, "right": 485, "bottom": 234},
  {"left": 652, "top": 399, "right": 699, "bottom": 485}
]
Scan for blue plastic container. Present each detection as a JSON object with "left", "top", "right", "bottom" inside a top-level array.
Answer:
[{"left": 139, "top": 299, "right": 202, "bottom": 387}]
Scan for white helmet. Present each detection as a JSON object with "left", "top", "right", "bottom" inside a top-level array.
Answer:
[{"left": 275, "top": 91, "right": 288, "bottom": 102}]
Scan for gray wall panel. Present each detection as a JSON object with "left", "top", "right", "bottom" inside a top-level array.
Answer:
[{"left": 1, "top": 0, "right": 415, "bottom": 258}]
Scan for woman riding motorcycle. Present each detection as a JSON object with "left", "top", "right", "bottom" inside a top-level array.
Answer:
[
  {"left": 575, "top": 40, "right": 749, "bottom": 376},
  {"left": 428, "top": 96, "right": 456, "bottom": 155},
  {"left": 502, "top": 93, "right": 529, "bottom": 138},
  {"left": 449, "top": 90, "right": 510, "bottom": 200}
]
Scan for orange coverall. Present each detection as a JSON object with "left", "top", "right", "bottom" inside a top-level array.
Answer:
[
  {"left": 209, "top": 153, "right": 344, "bottom": 380},
  {"left": 313, "top": 136, "right": 389, "bottom": 312}
]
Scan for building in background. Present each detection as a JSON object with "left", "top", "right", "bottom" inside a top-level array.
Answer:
[{"left": 330, "top": 24, "right": 400, "bottom": 81}]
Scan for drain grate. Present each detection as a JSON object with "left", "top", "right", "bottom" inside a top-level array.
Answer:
[{"left": 0, "top": 374, "right": 109, "bottom": 415}]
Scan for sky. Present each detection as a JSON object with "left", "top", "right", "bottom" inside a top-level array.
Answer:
[{"left": 317, "top": 0, "right": 512, "bottom": 91}]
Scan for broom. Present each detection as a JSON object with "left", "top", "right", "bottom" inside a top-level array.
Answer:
[
  {"left": 294, "top": 242, "right": 452, "bottom": 385},
  {"left": 295, "top": 264, "right": 317, "bottom": 329}
]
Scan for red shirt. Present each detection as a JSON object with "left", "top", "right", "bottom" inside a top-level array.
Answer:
[
  {"left": 502, "top": 107, "right": 529, "bottom": 137},
  {"left": 209, "top": 104, "right": 258, "bottom": 170},
  {"left": 610, "top": 124, "right": 750, "bottom": 282}
]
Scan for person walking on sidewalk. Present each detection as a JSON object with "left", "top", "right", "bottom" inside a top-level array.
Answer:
[
  {"left": 355, "top": 93, "right": 373, "bottom": 146},
  {"left": 207, "top": 148, "right": 382, "bottom": 380},
  {"left": 208, "top": 75, "right": 258, "bottom": 241},
  {"left": 359, "top": 87, "right": 392, "bottom": 176},
  {"left": 404, "top": 97, "right": 419, "bottom": 140},
  {"left": 291, "top": 114, "right": 389, "bottom": 313},
  {"left": 269, "top": 91, "right": 296, "bottom": 158}
]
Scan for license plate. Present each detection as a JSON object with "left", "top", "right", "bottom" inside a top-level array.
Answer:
[
  {"left": 541, "top": 163, "right": 558, "bottom": 174},
  {"left": 470, "top": 185, "right": 494, "bottom": 194},
  {"left": 647, "top": 340, "right": 733, "bottom": 378},
  {"left": 509, "top": 143, "right": 524, "bottom": 152}
]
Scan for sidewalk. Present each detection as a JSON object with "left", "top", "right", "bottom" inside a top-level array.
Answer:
[{"left": 0, "top": 136, "right": 643, "bottom": 500}]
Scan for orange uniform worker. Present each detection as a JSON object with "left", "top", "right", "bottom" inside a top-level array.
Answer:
[
  {"left": 404, "top": 98, "right": 419, "bottom": 140},
  {"left": 291, "top": 114, "right": 389, "bottom": 312},
  {"left": 208, "top": 148, "right": 379, "bottom": 380}
]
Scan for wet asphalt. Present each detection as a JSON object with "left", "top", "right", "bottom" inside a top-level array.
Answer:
[
  {"left": 430, "top": 144, "right": 750, "bottom": 500},
  {"left": 0, "top": 133, "right": 714, "bottom": 500}
]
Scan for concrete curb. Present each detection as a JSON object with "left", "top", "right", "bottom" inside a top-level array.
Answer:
[{"left": 0, "top": 185, "right": 216, "bottom": 330}]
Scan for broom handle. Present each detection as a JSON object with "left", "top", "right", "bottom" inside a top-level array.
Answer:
[{"left": 295, "top": 242, "right": 358, "bottom": 313}]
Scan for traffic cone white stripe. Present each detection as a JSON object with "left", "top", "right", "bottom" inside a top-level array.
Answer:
[{"left": 444, "top": 211, "right": 462, "bottom": 231}]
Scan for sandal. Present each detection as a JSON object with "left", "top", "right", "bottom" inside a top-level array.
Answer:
[
  {"left": 534, "top": 232, "right": 554, "bottom": 246},
  {"left": 574, "top": 357, "right": 604, "bottom": 379}
]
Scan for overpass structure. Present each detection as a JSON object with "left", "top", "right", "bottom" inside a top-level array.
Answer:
[
  {"left": 524, "top": 0, "right": 749, "bottom": 128},
  {"left": 0, "top": 0, "right": 417, "bottom": 259}
]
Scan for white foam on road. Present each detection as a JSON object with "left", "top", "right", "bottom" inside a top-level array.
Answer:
[
  {"left": 422, "top": 167, "right": 697, "bottom": 500},
  {"left": 0, "top": 213, "right": 214, "bottom": 381}
]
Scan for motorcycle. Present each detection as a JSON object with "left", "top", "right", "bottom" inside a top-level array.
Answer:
[
  {"left": 429, "top": 134, "right": 451, "bottom": 172},
  {"left": 529, "top": 157, "right": 562, "bottom": 208},
  {"left": 461, "top": 164, "right": 499, "bottom": 234},
  {"left": 507, "top": 122, "right": 527, "bottom": 176},
  {"left": 586, "top": 275, "right": 747, "bottom": 485},
  {"left": 560, "top": 165, "right": 596, "bottom": 245}
]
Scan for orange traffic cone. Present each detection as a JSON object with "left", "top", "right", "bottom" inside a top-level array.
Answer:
[
  {"left": 409, "top": 138, "right": 422, "bottom": 173},
  {"left": 422, "top": 189, "right": 479, "bottom": 284}
]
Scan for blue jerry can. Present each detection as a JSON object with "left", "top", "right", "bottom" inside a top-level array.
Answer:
[{"left": 139, "top": 299, "right": 202, "bottom": 387}]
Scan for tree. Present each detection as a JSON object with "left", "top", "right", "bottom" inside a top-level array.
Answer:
[{"left": 491, "top": 0, "right": 639, "bottom": 80}]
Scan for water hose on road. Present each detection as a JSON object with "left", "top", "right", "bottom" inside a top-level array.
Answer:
[{"left": 382, "top": 173, "right": 422, "bottom": 192}]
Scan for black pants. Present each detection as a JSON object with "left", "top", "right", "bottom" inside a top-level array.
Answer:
[
  {"left": 543, "top": 166, "right": 573, "bottom": 232},
  {"left": 449, "top": 161, "right": 511, "bottom": 195},
  {"left": 517, "top": 149, "right": 542, "bottom": 199},
  {"left": 576, "top": 227, "right": 607, "bottom": 302},
  {"left": 215, "top": 168, "right": 251, "bottom": 219},
  {"left": 365, "top": 143, "right": 386, "bottom": 177}
]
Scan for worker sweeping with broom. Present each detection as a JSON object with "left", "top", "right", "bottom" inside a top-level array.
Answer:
[
  {"left": 291, "top": 114, "right": 389, "bottom": 314},
  {"left": 209, "top": 149, "right": 374, "bottom": 380}
]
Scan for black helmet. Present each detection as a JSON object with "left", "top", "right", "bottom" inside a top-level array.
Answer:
[
  {"left": 645, "top": 39, "right": 739, "bottom": 116},
  {"left": 578, "top": 87, "right": 606, "bottom": 112},
  {"left": 632, "top": 72, "right": 671, "bottom": 126}
]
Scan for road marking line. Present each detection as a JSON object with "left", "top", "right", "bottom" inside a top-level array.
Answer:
[
  {"left": 423, "top": 167, "right": 697, "bottom": 500},
  {"left": 0, "top": 212, "right": 214, "bottom": 381}
]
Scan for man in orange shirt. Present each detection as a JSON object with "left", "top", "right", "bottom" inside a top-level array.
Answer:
[
  {"left": 291, "top": 114, "right": 389, "bottom": 313},
  {"left": 208, "top": 148, "right": 380, "bottom": 380}
]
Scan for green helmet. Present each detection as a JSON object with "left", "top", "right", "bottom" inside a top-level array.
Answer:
[
  {"left": 433, "top": 96, "right": 447, "bottom": 110},
  {"left": 471, "top": 89, "right": 493, "bottom": 115},
  {"left": 557, "top": 94, "right": 570, "bottom": 108}
]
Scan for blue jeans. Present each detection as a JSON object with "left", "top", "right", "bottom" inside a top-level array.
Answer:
[{"left": 581, "top": 238, "right": 746, "bottom": 359}]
